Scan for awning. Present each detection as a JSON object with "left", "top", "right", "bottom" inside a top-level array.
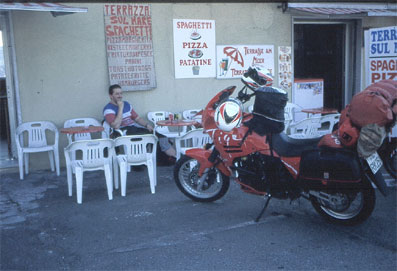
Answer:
[
  {"left": 0, "top": 2, "right": 87, "bottom": 16},
  {"left": 286, "top": 3, "right": 397, "bottom": 17}
]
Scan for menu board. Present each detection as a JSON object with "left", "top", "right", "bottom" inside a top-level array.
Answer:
[
  {"left": 173, "top": 19, "right": 216, "bottom": 79},
  {"left": 104, "top": 4, "right": 156, "bottom": 91},
  {"left": 216, "top": 45, "right": 274, "bottom": 79},
  {"left": 278, "top": 46, "right": 292, "bottom": 91}
]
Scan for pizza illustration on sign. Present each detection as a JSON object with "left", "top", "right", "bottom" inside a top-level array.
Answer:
[
  {"left": 188, "top": 49, "right": 203, "bottom": 58},
  {"left": 190, "top": 30, "right": 201, "bottom": 40}
]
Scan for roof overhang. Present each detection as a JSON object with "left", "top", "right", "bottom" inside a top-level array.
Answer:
[
  {"left": 284, "top": 2, "right": 397, "bottom": 17},
  {"left": 0, "top": 2, "right": 88, "bottom": 17}
]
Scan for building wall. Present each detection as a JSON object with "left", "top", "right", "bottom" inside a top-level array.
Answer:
[
  {"left": 9, "top": 2, "right": 395, "bottom": 169},
  {"left": 11, "top": 2, "right": 291, "bottom": 168}
]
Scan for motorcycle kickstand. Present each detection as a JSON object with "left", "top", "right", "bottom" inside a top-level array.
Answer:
[{"left": 255, "top": 194, "right": 272, "bottom": 222}]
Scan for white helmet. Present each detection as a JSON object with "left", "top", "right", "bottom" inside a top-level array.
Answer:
[
  {"left": 214, "top": 98, "right": 243, "bottom": 132},
  {"left": 241, "top": 66, "right": 273, "bottom": 90}
]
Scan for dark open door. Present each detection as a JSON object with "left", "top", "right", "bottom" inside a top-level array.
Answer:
[{"left": 294, "top": 24, "right": 345, "bottom": 111}]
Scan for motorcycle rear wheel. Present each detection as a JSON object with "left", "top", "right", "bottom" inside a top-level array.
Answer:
[
  {"left": 310, "top": 184, "right": 376, "bottom": 226},
  {"left": 174, "top": 155, "right": 230, "bottom": 202}
]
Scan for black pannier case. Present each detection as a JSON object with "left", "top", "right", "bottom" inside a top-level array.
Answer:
[
  {"left": 298, "top": 148, "right": 362, "bottom": 191},
  {"left": 245, "top": 87, "right": 288, "bottom": 136}
]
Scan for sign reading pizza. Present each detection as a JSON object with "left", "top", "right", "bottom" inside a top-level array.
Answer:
[{"left": 173, "top": 19, "right": 216, "bottom": 79}]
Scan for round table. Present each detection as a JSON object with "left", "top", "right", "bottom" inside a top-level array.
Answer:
[
  {"left": 301, "top": 107, "right": 338, "bottom": 115},
  {"left": 156, "top": 120, "right": 198, "bottom": 136},
  {"left": 60, "top": 126, "right": 104, "bottom": 134}
]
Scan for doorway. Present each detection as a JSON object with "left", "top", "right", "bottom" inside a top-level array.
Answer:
[
  {"left": 0, "top": 32, "right": 13, "bottom": 166},
  {"left": 0, "top": 14, "right": 17, "bottom": 168},
  {"left": 294, "top": 23, "right": 346, "bottom": 111}
]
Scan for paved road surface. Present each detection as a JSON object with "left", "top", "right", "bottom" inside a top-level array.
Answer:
[{"left": 1, "top": 166, "right": 396, "bottom": 270}]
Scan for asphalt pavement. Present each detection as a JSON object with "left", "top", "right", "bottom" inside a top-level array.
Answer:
[{"left": 1, "top": 165, "right": 396, "bottom": 270}]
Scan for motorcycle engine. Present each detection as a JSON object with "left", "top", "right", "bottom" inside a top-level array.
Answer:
[{"left": 233, "top": 152, "right": 296, "bottom": 198}]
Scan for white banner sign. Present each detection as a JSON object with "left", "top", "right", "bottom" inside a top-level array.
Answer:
[
  {"left": 364, "top": 25, "right": 397, "bottom": 86},
  {"left": 104, "top": 4, "right": 156, "bottom": 91},
  {"left": 173, "top": 19, "right": 216, "bottom": 78},
  {"left": 278, "top": 46, "right": 292, "bottom": 90},
  {"left": 216, "top": 45, "right": 274, "bottom": 79}
]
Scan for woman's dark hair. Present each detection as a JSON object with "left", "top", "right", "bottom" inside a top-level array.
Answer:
[{"left": 109, "top": 84, "right": 122, "bottom": 95}]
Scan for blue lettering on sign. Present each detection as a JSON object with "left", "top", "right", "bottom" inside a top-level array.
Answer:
[
  {"left": 370, "top": 27, "right": 397, "bottom": 57},
  {"left": 392, "top": 29, "right": 397, "bottom": 40},
  {"left": 371, "top": 43, "right": 391, "bottom": 54},
  {"left": 371, "top": 29, "right": 397, "bottom": 42}
]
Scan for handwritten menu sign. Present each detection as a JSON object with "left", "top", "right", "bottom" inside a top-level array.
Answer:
[
  {"left": 173, "top": 19, "right": 216, "bottom": 79},
  {"left": 216, "top": 45, "right": 274, "bottom": 79},
  {"left": 278, "top": 46, "right": 292, "bottom": 91},
  {"left": 104, "top": 4, "right": 156, "bottom": 91}
]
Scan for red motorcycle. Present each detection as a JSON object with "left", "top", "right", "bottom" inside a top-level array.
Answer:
[{"left": 174, "top": 67, "right": 396, "bottom": 225}]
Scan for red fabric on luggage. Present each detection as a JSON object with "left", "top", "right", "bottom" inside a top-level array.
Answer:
[
  {"left": 348, "top": 80, "right": 396, "bottom": 127},
  {"left": 339, "top": 107, "right": 348, "bottom": 125},
  {"left": 318, "top": 132, "right": 343, "bottom": 148},
  {"left": 337, "top": 117, "right": 360, "bottom": 147}
]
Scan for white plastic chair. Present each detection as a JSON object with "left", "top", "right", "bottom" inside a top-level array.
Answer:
[
  {"left": 317, "top": 113, "right": 340, "bottom": 136},
  {"left": 147, "top": 111, "right": 187, "bottom": 138},
  {"left": 284, "top": 102, "right": 302, "bottom": 133},
  {"left": 182, "top": 109, "right": 202, "bottom": 126},
  {"left": 174, "top": 129, "right": 213, "bottom": 160},
  {"left": 64, "top": 139, "right": 114, "bottom": 204},
  {"left": 102, "top": 120, "right": 127, "bottom": 139},
  {"left": 114, "top": 135, "right": 158, "bottom": 196},
  {"left": 63, "top": 118, "right": 102, "bottom": 144},
  {"left": 15, "top": 121, "right": 60, "bottom": 180},
  {"left": 182, "top": 109, "right": 201, "bottom": 120},
  {"left": 288, "top": 117, "right": 322, "bottom": 139}
]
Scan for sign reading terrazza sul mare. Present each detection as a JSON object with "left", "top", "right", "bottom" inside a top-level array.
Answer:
[
  {"left": 365, "top": 25, "right": 397, "bottom": 86},
  {"left": 104, "top": 4, "right": 156, "bottom": 91}
]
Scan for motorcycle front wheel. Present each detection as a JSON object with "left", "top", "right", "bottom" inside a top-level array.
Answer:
[
  {"left": 174, "top": 155, "right": 230, "bottom": 202},
  {"left": 310, "top": 183, "right": 376, "bottom": 226}
]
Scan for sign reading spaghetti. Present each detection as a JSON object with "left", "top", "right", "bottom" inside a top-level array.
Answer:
[
  {"left": 104, "top": 4, "right": 156, "bottom": 91},
  {"left": 216, "top": 45, "right": 274, "bottom": 79},
  {"left": 173, "top": 19, "right": 216, "bottom": 79},
  {"left": 364, "top": 26, "right": 397, "bottom": 86}
]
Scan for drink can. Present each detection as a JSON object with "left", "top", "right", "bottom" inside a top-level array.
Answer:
[{"left": 169, "top": 114, "right": 173, "bottom": 122}]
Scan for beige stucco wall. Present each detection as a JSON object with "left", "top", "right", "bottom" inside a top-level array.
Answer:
[
  {"left": 9, "top": 3, "right": 396, "bottom": 170},
  {"left": 11, "top": 2, "right": 291, "bottom": 169}
]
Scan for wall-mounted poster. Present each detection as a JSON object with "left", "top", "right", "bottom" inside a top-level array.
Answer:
[
  {"left": 293, "top": 79, "right": 324, "bottom": 122},
  {"left": 364, "top": 25, "right": 397, "bottom": 86},
  {"left": 278, "top": 46, "right": 292, "bottom": 90},
  {"left": 216, "top": 45, "right": 274, "bottom": 79},
  {"left": 104, "top": 4, "right": 156, "bottom": 91},
  {"left": 173, "top": 19, "right": 216, "bottom": 79}
]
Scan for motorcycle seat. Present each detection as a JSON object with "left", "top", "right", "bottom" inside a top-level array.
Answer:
[{"left": 271, "top": 133, "right": 322, "bottom": 157}]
